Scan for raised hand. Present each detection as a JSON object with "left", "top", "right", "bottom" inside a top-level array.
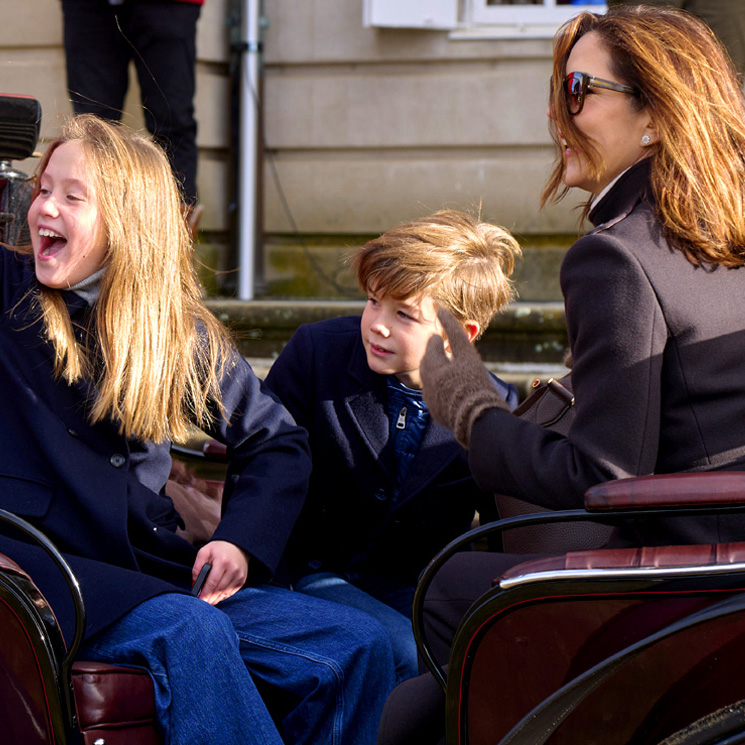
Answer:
[{"left": 421, "top": 309, "right": 509, "bottom": 448}]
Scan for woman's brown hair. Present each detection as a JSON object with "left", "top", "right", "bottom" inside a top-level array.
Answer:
[
  {"left": 543, "top": 4, "right": 745, "bottom": 267},
  {"left": 29, "top": 115, "right": 234, "bottom": 443}
]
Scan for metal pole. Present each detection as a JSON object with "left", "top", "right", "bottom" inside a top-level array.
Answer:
[{"left": 237, "top": 0, "right": 261, "bottom": 299}]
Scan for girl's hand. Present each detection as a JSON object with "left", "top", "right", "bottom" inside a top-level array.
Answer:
[{"left": 192, "top": 540, "right": 249, "bottom": 605}]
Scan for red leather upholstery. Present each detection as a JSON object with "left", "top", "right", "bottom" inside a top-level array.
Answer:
[
  {"left": 585, "top": 472, "right": 745, "bottom": 510},
  {"left": 203, "top": 440, "right": 228, "bottom": 460},
  {"left": 72, "top": 661, "right": 159, "bottom": 745},
  {"left": 0, "top": 552, "right": 31, "bottom": 579},
  {"left": 0, "top": 548, "right": 162, "bottom": 744},
  {"left": 0, "top": 592, "right": 60, "bottom": 744},
  {"left": 499, "top": 541, "right": 745, "bottom": 580}
]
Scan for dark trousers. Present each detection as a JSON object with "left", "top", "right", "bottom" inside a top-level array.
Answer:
[
  {"left": 422, "top": 550, "right": 545, "bottom": 667},
  {"left": 378, "top": 550, "right": 545, "bottom": 745},
  {"left": 62, "top": 0, "right": 201, "bottom": 204}
]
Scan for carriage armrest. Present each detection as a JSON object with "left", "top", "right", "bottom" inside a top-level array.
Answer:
[
  {"left": 171, "top": 438, "right": 228, "bottom": 462},
  {"left": 497, "top": 541, "right": 745, "bottom": 582},
  {"left": 0, "top": 552, "right": 32, "bottom": 580},
  {"left": 585, "top": 472, "right": 745, "bottom": 511}
]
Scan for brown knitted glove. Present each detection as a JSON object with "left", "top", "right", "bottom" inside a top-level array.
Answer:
[{"left": 421, "top": 310, "right": 509, "bottom": 448}]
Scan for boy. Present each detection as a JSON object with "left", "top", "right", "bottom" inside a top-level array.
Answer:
[{"left": 265, "top": 210, "right": 521, "bottom": 682}]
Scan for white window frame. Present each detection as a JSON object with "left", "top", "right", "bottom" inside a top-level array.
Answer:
[
  {"left": 462, "top": 0, "right": 607, "bottom": 38},
  {"left": 363, "top": 0, "right": 608, "bottom": 38},
  {"left": 363, "top": 0, "right": 459, "bottom": 30}
]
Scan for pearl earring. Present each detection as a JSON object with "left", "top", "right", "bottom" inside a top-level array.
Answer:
[{"left": 641, "top": 134, "right": 652, "bottom": 146}]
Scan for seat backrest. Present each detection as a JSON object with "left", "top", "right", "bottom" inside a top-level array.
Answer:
[{"left": 0, "top": 553, "right": 68, "bottom": 744}]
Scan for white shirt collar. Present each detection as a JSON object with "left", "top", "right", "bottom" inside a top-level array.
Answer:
[{"left": 590, "top": 167, "right": 630, "bottom": 212}]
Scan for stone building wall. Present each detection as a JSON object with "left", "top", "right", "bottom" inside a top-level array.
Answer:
[{"left": 0, "top": 0, "right": 582, "bottom": 301}]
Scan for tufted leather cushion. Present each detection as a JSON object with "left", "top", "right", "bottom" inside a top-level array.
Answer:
[{"left": 72, "top": 661, "right": 159, "bottom": 745}]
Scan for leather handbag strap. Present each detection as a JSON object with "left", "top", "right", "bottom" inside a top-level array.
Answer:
[{"left": 512, "top": 374, "right": 574, "bottom": 433}]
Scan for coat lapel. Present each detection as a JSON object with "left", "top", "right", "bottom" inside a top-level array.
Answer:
[
  {"left": 396, "top": 421, "right": 463, "bottom": 506},
  {"left": 343, "top": 335, "right": 464, "bottom": 496},
  {"left": 344, "top": 337, "right": 395, "bottom": 480}
]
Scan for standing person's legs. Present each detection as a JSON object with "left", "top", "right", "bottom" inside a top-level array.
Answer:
[
  {"left": 79, "top": 592, "right": 284, "bottom": 745},
  {"left": 218, "top": 584, "right": 398, "bottom": 745},
  {"left": 128, "top": 0, "right": 201, "bottom": 204},
  {"left": 61, "top": 0, "right": 131, "bottom": 118},
  {"left": 295, "top": 571, "right": 419, "bottom": 684}
]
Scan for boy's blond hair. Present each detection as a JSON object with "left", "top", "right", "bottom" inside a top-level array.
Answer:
[{"left": 351, "top": 210, "right": 521, "bottom": 338}]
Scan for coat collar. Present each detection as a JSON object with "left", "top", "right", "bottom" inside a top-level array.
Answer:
[
  {"left": 343, "top": 331, "right": 464, "bottom": 502},
  {"left": 589, "top": 158, "right": 652, "bottom": 230},
  {"left": 345, "top": 334, "right": 394, "bottom": 478}
]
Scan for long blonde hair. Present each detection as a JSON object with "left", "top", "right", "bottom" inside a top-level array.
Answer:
[
  {"left": 543, "top": 5, "right": 745, "bottom": 267},
  {"left": 31, "top": 115, "right": 234, "bottom": 443}
]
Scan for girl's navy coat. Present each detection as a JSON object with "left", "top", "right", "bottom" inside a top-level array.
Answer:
[
  {"left": 265, "top": 316, "right": 518, "bottom": 585},
  {"left": 0, "top": 248, "right": 311, "bottom": 643}
]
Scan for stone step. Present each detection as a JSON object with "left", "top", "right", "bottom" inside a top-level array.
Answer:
[
  {"left": 206, "top": 299, "right": 570, "bottom": 399},
  {"left": 260, "top": 235, "right": 573, "bottom": 303},
  {"left": 206, "top": 299, "right": 567, "bottom": 362}
]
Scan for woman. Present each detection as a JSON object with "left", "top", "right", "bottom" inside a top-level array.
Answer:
[
  {"left": 0, "top": 115, "right": 395, "bottom": 745},
  {"left": 379, "top": 6, "right": 745, "bottom": 742}
]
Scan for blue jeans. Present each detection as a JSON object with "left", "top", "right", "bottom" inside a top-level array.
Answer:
[
  {"left": 295, "top": 572, "right": 418, "bottom": 684},
  {"left": 80, "top": 586, "right": 396, "bottom": 745}
]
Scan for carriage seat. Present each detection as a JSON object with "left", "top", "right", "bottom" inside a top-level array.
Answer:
[
  {"left": 0, "top": 545, "right": 159, "bottom": 744},
  {"left": 72, "top": 662, "right": 158, "bottom": 745},
  {"left": 496, "top": 471, "right": 745, "bottom": 580}
]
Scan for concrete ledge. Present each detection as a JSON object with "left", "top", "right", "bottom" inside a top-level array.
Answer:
[{"left": 205, "top": 298, "right": 568, "bottom": 366}]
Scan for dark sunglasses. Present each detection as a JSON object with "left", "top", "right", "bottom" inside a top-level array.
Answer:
[{"left": 561, "top": 71, "right": 637, "bottom": 115}]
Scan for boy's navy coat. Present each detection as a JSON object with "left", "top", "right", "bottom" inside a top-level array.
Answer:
[
  {"left": 265, "top": 316, "right": 518, "bottom": 585},
  {"left": 0, "top": 248, "right": 310, "bottom": 643}
]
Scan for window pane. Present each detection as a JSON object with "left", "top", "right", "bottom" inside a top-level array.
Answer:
[{"left": 486, "top": 0, "right": 605, "bottom": 4}]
